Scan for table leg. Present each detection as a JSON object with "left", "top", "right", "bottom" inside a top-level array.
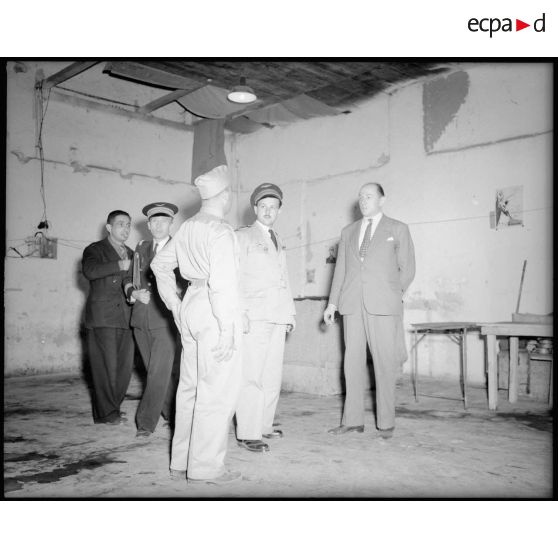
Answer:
[
  {"left": 509, "top": 336, "right": 519, "bottom": 403},
  {"left": 413, "top": 329, "right": 418, "bottom": 402},
  {"left": 487, "top": 333, "right": 498, "bottom": 410},
  {"left": 462, "top": 329, "right": 468, "bottom": 409}
]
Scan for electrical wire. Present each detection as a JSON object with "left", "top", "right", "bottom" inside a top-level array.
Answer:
[{"left": 36, "top": 83, "right": 52, "bottom": 228}]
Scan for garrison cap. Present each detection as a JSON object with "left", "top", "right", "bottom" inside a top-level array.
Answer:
[
  {"left": 142, "top": 202, "right": 178, "bottom": 218},
  {"left": 250, "top": 183, "right": 283, "bottom": 207},
  {"left": 194, "top": 165, "right": 230, "bottom": 199}
]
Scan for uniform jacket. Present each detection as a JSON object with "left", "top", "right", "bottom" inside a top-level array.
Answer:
[
  {"left": 151, "top": 212, "right": 240, "bottom": 333},
  {"left": 82, "top": 237, "right": 133, "bottom": 329},
  {"left": 123, "top": 239, "right": 178, "bottom": 330},
  {"left": 236, "top": 223, "right": 295, "bottom": 324},
  {"left": 328, "top": 215, "right": 415, "bottom": 316}
]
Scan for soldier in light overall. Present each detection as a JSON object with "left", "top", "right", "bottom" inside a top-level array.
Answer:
[
  {"left": 151, "top": 165, "right": 242, "bottom": 484},
  {"left": 235, "top": 183, "right": 296, "bottom": 453}
]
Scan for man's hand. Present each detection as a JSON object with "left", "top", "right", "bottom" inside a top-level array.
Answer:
[
  {"left": 323, "top": 304, "right": 337, "bottom": 326},
  {"left": 119, "top": 258, "right": 131, "bottom": 271},
  {"left": 133, "top": 289, "right": 151, "bottom": 304},
  {"left": 286, "top": 316, "right": 296, "bottom": 333},
  {"left": 212, "top": 330, "right": 235, "bottom": 362},
  {"left": 242, "top": 312, "right": 250, "bottom": 334}
]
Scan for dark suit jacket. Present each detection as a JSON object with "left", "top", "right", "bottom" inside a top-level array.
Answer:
[
  {"left": 329, "top": 215, "right": 415, "bottom": 316},
  {"left": 82, "top": 237, "right": 133, "bottom": 329},
  {"left": 124, "top": 239, "right": 182, "bottom": 330}
]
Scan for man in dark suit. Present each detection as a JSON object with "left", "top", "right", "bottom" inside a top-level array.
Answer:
[
  {"left": 123, "top": 202, "right": 182, "bottom": 438},
  {"left": 324, "top": 183, "right": 415, "bottom": 439},
  {"left": 82, "top": 210, "right": 134, "bottom": 425}
]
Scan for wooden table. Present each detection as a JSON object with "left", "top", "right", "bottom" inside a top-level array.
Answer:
[
  {"left": 410, "top": 322, "right": 481, "bottom": 409},
  {"left": 480, "top": 322, "right": 553, "bottom": 410}
]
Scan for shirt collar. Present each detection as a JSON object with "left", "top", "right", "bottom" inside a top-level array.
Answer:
[
  {"left": 255, "top": 220, "right": 271, "bottom": 233},
  {"left": 154, "top": 236, "right": 170, "bottom": 248},
  {"left": 108, "top": 235, "right": 126, "bottom": 256},
  {"left": 362, "top": 212, "right": 383, "bottom": 224}
]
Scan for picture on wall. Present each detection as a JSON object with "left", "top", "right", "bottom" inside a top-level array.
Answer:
[{"left": 489, "top": 186, "right": 524, "bottom": 229}]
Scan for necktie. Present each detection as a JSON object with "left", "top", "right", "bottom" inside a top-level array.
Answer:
[
  {"left": 153, "top": 242, "right": 159, "bottom": 255},
  {"left": 359, "top": 219, "right": 373, "bottom": 258},
  {"left": 269, "top": 229, "right": 279, "bottom": 251}
]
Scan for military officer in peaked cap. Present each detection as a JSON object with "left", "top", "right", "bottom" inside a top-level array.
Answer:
[
  {"left": 235, "top": 183, "right": 296, "bottom": 453},
  {"left": 123, "top": 202, "right": 182, "bottom": 437}
]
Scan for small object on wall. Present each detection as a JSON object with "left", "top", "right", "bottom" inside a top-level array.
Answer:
[
  {"left": 25, "top": 233, "right": 58, "bottom": 259},
  {"left": 326, "top": 245, "right": 337, "bottom": 264},
  {"left": 489, "top": 186, "right": 524, "bottom": 229}
]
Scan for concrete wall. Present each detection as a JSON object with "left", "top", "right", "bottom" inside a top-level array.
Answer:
[
  {"left": 5, "top": 61, "right": 197, "bottom": 375},
  {"left": 5, "top": 62, "right": 552, "bottom": 393},
  {"left": 231, "top": 62, "right": 553, "bottom": 393}
]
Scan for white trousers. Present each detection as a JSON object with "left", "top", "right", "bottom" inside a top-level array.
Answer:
[
  {"left": 236, "top": 321, "right": 286, "bottom": 440},
  {"left": 170, "top": 285, "right": 242, "bottom": 479}
]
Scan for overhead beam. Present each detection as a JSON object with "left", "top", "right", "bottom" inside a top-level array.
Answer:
[
  {"left": 138, "top": 84, "right": 207, "bottom": 114},
  {"left": 50, "top": 89, "right": 193, "bottom": 132},
  {"left": 40, "top": 61, "right": 99, "bottom": 89}
]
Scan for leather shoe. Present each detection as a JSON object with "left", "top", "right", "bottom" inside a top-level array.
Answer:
[
  {"left": 263, "top": 430, "right": 283, "bottom": 439},
  {"left": 170, "top": 468, "right": 187, "bottom": 481},
  {"left": 328, "top": 425, "right": 364, "bottom": 435},
  {"left": 237, "top": 439, "right": 270, "bottom": 452},
  {"left": 378, "top": 427, "right": 394, "bottom": 439}
]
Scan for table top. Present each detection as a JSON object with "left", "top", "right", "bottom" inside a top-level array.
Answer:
[
  {"left": 480, "top": 322, "right": 553, "bottom": 337},
  {"left": 411, "top": 322, "right": 480, "bottom": 332}
]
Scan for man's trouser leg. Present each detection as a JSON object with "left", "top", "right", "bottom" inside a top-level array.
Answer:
[
  {"left": 115, "top": 327, "right": 134, "bottom": 407},
  {"left": 261, "top": 323, "right": 286, "bottom": 435},
  {"left": 364, "top": 313, "right": 403, "bottom": 430},
  {"left": 162, "top": 334, "right": 182, "bottom": 422},
  {"left": 236, "top": 320, "right": 273, "bottom": 440},
  {"left": 341, "top": 313, "right": 369, "bottom": 427},
  {"left": 134, "top": 326, "right": 177, "bottom": 432},
  {"left": 170, "top": 319, "right": 197, "bottom": 472},
  {"left": 87, "top": 327, "right": 122, "bottom": 422},
  {"left": 187, "top": 318, "right": 242, "bottom": 479}
]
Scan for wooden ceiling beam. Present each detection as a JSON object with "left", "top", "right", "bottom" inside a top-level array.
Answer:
[
  {"left": 138, "top": 84, "right": 207, "bottom": 114},
  {"left": 40, "top": 61, "right": 99, "bottom": 89}
]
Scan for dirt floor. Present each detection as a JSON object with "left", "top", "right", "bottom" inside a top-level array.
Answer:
[{"left": 3, "top": 372, "right": 555, "bottom": 499}]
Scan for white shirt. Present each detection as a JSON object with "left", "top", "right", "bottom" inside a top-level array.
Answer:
[
  {"left": 255, "top": 219, "right": 276, "bottom": 247},
  {"left": 358, "top": 212, "right": 383, "bottom": 254},
  {"left": 153, "top": 235, "right": 170, "bottom": 254}
]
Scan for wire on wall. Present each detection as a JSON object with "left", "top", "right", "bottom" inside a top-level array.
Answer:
[{"left": 35, "top": 81, "right": 52, "bottom": 231}]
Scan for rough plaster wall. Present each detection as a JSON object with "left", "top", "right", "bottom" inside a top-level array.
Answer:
[
  {"left": 5, "top": 62, "right": 197, "bottom": 376},
  {"left": 231, "top": 63, "right": 553, "bottom": 390}
]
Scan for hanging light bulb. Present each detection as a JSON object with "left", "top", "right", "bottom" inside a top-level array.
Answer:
[{"left": 227, "top": 77, "right": 257, "bottom": 103}]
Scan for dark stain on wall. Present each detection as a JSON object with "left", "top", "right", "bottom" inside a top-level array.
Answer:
[{"left": 423, "top": 71, "right": 470, "bottom": 152}]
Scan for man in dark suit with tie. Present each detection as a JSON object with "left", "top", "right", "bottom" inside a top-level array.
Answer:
[
  {"left": 82, "top": 210, "right": 134, "bottom": 425},
  {"left": 324, "top": 183, "right": 415, "bottom": 439},
  {"left": 123, "top": 202, "right": 182, "bottom": 437}
]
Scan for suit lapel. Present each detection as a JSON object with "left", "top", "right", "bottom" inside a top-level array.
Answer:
[
  {"left": 103, "top": 237, "right": 122, "bottom": 261},
  {"left": 349, "top": 221, "right": 361, "bottom": 258},
  {"left": 367, "top": 216, "right": 390, "bottom": 255}
]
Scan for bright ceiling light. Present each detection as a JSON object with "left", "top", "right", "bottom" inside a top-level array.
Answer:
[{"left": 227, "top": 77, "right": 257, "bottom": 104}]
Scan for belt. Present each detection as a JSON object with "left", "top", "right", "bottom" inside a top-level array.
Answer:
[{"left": 190, "top": 278, "right": 208, "bottom": 288}]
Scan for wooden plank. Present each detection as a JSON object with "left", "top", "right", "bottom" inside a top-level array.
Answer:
[
  {"left": 50, "top": 89, "right": 193, "bottom": 131},
  {"left": 509, "top": 336, "right": 519, "bottom": 403},
  {"left": 104, "top": 62, "right": 201, "bottom": 90},
  {"left": 139, "top": 86, "right": 206, "bottom": 114},
  {"left": 41, "top": 62, "right": 98, "bottom": 89}
]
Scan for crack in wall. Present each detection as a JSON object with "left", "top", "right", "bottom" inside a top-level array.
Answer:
[{"left": 10, "top": 150, "right": 191, "bottom": 186}]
